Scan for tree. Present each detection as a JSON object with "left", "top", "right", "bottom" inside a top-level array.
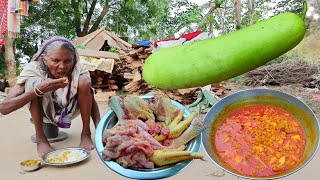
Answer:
[
  {"left": 211, "top": 0, "right": 305, "bottom": 34},
  {"left": 234, "top": 0, "right": 241, "bottom": 29},
  {"left": 71, "top": 0, "right": 110, "bottom": 37},
  {"left": 14, "top": 0, "right": 201, "bottom": 60},
  {"left": 4, "top": 0, "right": 308, "bottom": 80},
  {"left": 4, "top": 33, "right": 16, "bottom": 85}
]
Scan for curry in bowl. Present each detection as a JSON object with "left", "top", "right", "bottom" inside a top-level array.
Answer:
[
  {"left": 213, "top": 105, "right": 306, "bottom": 177},
  {"left": 202, "top": 88, "right": 319, "bottom": 179}
]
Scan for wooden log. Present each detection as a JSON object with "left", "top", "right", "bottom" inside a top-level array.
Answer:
[
  {"left": 128, "top": 50, "right": 138, "bottom": 58},
  {"left": 137, "top": 47, "right": 144, "bottom": 53},
  {"left": 138, "top": 54, "right": 149, "bottom": 59},
  {"left": 132, "top": 70, "right": 142, "bottom": 81},
  {"left": 95, "top": 81, "right": 103, "bottom": 85},
  {"left": 108, "top": 84, "right": 119, "bottom": 90},
  {"left": 125, "top": 55, "right": 134, "bottom": 63},
  {"left": 144, "top": 46, "right": 153, "bottom": 53},
  {"left": 131, "top": 61, "right": 143, "bottom": 68},
  {"left": 123, "top": 81, "right": 139, "bottom": 92},
  {"left": 107, "top": 80, "right": 116, "bottom": 84},
  {"left": 77, "top": 49, "right": 120, "bottom": 60},
  {"left": 96, "top": 76, "right": 104, "bottom": 82},
  {"left": 124, "top": 73, "right": 134, "bottom": 79}
]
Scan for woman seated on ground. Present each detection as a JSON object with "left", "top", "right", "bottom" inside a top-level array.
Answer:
[{"left": 0, "top": 37, "right": 100, "bottom": 157}]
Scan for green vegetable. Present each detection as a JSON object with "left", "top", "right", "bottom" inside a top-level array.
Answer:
[{"left": 142, "top": 12, "right": 305, "bottom": 89}]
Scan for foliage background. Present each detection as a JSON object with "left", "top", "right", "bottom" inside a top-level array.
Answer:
[{"left": 1, "top": 0, "right": 319, "bottom": 78}]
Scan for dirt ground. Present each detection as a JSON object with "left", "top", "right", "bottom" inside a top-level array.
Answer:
[{"left": 0, "top": 85, "right": 319, "bottom": 180}]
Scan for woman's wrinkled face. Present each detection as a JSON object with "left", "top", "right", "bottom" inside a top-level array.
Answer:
[{"left": 43, "top": 47, "right": 75, "bottom": 78}]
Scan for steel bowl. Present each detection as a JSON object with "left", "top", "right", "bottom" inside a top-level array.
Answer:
[
  {"left": 202, "top": 88, "right": 320, "bottom": 179},
  {"left": 95, "top": 96, "right": 202, "bottom": 179},
  {"left": 20, "top": 160, "right": 41, "bottom": 172}
]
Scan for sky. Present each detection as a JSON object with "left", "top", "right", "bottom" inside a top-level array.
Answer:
[
  {"left": 188, "top": 0, "right": 208, "bottom": 6},
  {"left": 188, "top": 0, "right": 319, "bottom": 20}
]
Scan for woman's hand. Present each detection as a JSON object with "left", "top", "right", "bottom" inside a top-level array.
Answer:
[{"left": 37, "top": 78, "right": 69, "bottom": 93}]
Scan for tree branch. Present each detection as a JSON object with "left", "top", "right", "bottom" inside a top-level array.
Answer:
[
  {"left": 234, "top": 0, "right": 241, "bottom": 30},
  {"left": 198, "top": 2, "right": 220, "bottom": 30},
  {"left": 247, "top": 0, "right": 255, "bottom": 25},
  {"left": 83, "top": 0, "right": 97, "bottom": 35},
  {"left": 71, "top": 0, "right": 82, "bottom": 36},
  {"left": 84, "top": 0, "right": 88, "bottom": 14},
  {"left": 88, "top": 3, "right": 110, "bottom": 34}
]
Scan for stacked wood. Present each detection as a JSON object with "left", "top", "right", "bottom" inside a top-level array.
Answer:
[
  {"left": 78, "top": 49, "right": 120, "bottom": 60},
  {"left": 112, "top": 45, "right": 153, "bottom": 93},
  {"left": 83, "top": 40, "right": 213, "bottom": 106},
  {"left": 90, "top": 70, "right": 119, "bottom": 90},
  {"left": 79, "top": 55, "right": 119, "bottom": 91},
  {"left": 108, "top": 45, "right": 202, "bottom": 105},
  {"left": 75, "top": 28, "right": 206, "bottom": 105}
]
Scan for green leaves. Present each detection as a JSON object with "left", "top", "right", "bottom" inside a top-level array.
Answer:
[
  {"left": 14, "top": 0, "right": 307, "bottom": 62},
  {"left": 215, "top": 0, "right": 226, "bottom": 6}
]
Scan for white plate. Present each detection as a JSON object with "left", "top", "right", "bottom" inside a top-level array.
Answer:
[{"left": 42, "top": 147, "right": 90, "bottom": 167}]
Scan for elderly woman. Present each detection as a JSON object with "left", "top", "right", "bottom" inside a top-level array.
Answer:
[{"left": 0, "top": 37, "right": 100, "bottom": 157}]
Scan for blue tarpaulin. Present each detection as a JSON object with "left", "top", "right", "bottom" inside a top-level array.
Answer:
[{"left": 133, "top": 40, "right": 152, "bottom": 48}]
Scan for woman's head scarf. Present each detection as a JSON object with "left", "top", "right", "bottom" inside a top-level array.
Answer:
[{"left": 31, "top": 36, "right": 79, "bottom": 66}]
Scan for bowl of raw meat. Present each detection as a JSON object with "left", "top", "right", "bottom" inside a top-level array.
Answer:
[{"left": 95, "top": 93, "right": 205, "bottom": 179}]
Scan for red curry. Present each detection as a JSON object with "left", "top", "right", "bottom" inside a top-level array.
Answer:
[{"left": 214, "top": 105, "right": 306, "bottom": 177}]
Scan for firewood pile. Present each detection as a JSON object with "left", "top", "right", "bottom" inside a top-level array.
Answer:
[
  {"left": 79, "top": 53, "right": 119, "bottom": 90},
  {"left": 90, "top": 44, "right": 202, "bottom": 105},
  {"left": 74, "top": 27, "right": 214, "bottom": 105},
  {"left": 85, "top": 45, "right": 153, "bottom": 93},
  {"left": 119, "top": 45, "right": 153, "bottom": 93},
  {"left": 80, "top": 44, "right": 225, "bottom": 105}
]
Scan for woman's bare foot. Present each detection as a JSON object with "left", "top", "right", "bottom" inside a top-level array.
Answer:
[
  {"left": 80, "top": 134, "right": 94, "bottom": 151},
  {"left": 37, "top": 141, "right": 54, "bottom": 158}
]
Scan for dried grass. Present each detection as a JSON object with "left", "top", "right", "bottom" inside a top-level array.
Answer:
[{"left": 243, "top": 60, "right": 320, "bottom": 88}]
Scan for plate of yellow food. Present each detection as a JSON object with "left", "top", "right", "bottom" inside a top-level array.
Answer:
[
  {"left": 20, "top": 159, "right": 41, "bottom": 172},
  {"left": 42, "top": 147, "right": 90, "bottom": 167}
]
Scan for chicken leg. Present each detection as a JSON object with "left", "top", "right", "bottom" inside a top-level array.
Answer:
[
  {"left": 150, "top": 148, "right": 203, "bottom": 166},
  {"left": 167, "top": 117, "right": 206, "bottom": 149},
  {"left": 154, "top": 111, "right": 197, "bottom": 141}
]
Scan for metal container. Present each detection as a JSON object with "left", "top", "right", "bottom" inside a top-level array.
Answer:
[
  {"left": 202, "top": 88, "right": 320, "bottom": 179},
  {"left": 42, "top": 147, "right": 90, "bottom": 167},
  {"left": 95, "top": 96, "right": 202, "bottom": 179},
  {"left": 20, "top": 160, "right": 41, "bottom": 172}
]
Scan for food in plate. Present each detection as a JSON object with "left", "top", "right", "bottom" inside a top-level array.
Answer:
[
  {"left": 20, "top": 159, "right": 41, "bottom": 172},
  {"left": 101, "top": 92, "right": 206, "bottom": 169},
  {"left": 46, "top": 150, "right": 86, "bottom": 164},
  {"left": 213, "top": 105, "right": 306, "bottom": 177},
  {"left": 21, "top": 160, "right": 41, "bottom": 166}
]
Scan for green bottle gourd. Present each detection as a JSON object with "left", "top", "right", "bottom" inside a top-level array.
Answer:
[{"left": 142, "top": 12, "right": 306, "bottom": 89}]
